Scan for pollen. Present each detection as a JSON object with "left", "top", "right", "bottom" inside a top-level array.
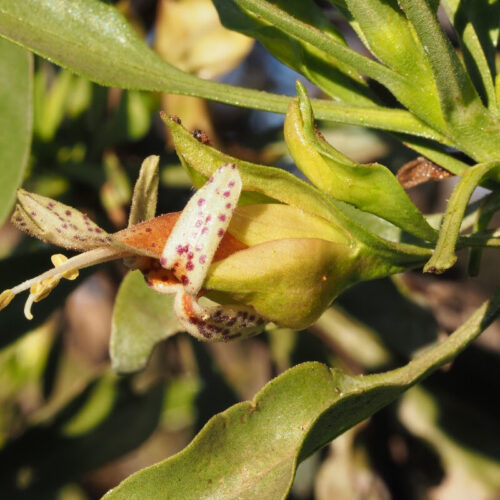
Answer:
[
  {"left": 51, "top": 254, "right": 79, "bottom": 280},
  {"left": 0, "top": 289, "right": 15, "bottom": 311}
]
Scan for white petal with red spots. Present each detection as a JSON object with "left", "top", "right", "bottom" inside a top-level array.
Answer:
[{"left": 161, "top": 164, "right": 241, "bottom": 295}]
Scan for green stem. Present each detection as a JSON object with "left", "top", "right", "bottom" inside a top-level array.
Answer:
[
  {"left": 424, "top": 161, "right": 500, "bottom": 274},
  {"left": 467, "top": 192, "right": 500, "bottom": 274},
  {"left": 365, "top": 293, "right": 500, "bottom": 386}
]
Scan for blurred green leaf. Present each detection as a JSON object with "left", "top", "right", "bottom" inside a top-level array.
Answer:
[
  {"left": 0, "top": 37, "right": 32, "bottom": 226},
  {"left": 0, "top": 0, "right": 446, "bottom": 140},
  {"left": 103, "top": 295, "right": 500, "bottom": 500},
  {"left": 337, "top": 277, "right": 438, "bottom": 359},
  {"left": 34, "top": 68, "right": 72, "bottom": 142},
  {"left": 400, "top": 387, "right": 500, "bottom": 497},
  {"left": 110, "top": 270, "right": 181, "bottom": 374},
  {"left": 0, "top": 377, "right": 164, "bottom": 498}
]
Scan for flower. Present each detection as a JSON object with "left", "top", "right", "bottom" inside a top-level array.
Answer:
[
  {"left": 1, "top": 100, "right": 432, "bottom": 343},
  {"left": 1, "top": 164, "right": 274, "bottom": 341}
]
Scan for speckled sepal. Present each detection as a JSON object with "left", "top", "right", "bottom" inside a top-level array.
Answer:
[{"left": 174, "top": 291, "right": 265, "bottom": 342}]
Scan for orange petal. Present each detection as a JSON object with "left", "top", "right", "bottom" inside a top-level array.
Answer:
[{"left": 113, "top": 212, "right": 247, "bottom": 261}]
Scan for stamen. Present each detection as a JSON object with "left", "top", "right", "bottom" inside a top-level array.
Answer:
[
  {"left": 1, "top": 247, "right": 130, "bottom": 320},
  {"left": 51, "top": 254, "right": 79, "bottom": 280},
  {"left": 11, "top": 247, "right": 127, "bottom": 296},
  {"left": 0, "top": 289, "right": 14, "bottom": 311}
]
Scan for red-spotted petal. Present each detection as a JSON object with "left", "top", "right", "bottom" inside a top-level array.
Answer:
[{"left": 161, "top": 164, "right": 241, "bottom": 295}]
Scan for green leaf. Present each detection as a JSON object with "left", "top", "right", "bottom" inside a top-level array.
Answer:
[
  {"left": 424, "top": 161, "right": 500, "bottom": 274},
  {"left": 0, "top": 37, "right": 32, "bottom": 226},
  {"left": 212, "top": 0, "right": 377, "bottom": 105},
  {"left": 285, "top": 84, "right": 437, "bottom": 242},
  {"left": 398, "top": 0, "right": 500, "bottom": 161},
  {"left": 103, "top": 294, "right": 500, "bottom": 500},
  {"left": 128, "top": 156, "right": 160, "bottom": 227},
  {"left": 344, "top": 0, "right": 443, "bottom": 127},
  {"left": 220, "top": 0, "right": 451, "bottom": 137},
  {"left": 34, "top": 67, "right": 72, "bottom": 141},
  {"left": 110, "top": 270, "right": 181, "bottom": 374},
  {"left": 442, "top": 0, "right": 499, "bottom": 115},
  {"left": 0, "top": 0, "right": 446, "bottom": 141}
]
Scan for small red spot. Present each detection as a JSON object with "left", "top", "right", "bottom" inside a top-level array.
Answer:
[
  {"left": 218, "top": 214, "right": 226, "bottom": 221},
  {"left": 217, "top": 229, "right": 224, "bottom": 237},
  {"left": 65, "top": 210, "right": 72, "bottom": 216},
  {"left": 145, "top": 228, "right": 152, "bottom": 233},
  {"left": 199, "top": 255, "right": 207, "bottom": 264},
  {"left": 31, "top": 211, "right": 36, "bottom": 216},
  {"left": 223, "top": 191, "right": 230, "bottom": 198},
  {"left": 160, "top": 257, "right": 167, "bottom": 266},
  {"left": 181, "top": 275, "right": 189, "bottom": 285},
  {"left": 62, "top": 224, "right": 68, "bottom": 229},
  {"left": 48, "top": 202, "right": 55, "bottom": 208},
  {"left": 95, "top": 228, "right": 102, "bottom": 234},
  {"left": 205, "top": 215, "right": 212, "bottom": 223},
  {"left": 202, "top": 227, "right": 208, "bottom": 235},
  {"left": 197, "top": 198, "right": 205, "bottom": 206},
  {"left": 176, "top": 244, "right": 184, "bottom": 255},
  {"left": 228, "top": 181, "right": 235, "bottom": 188},
  {"left": 187, "top": 252, "right": 194, "bottom": 260},
  {"left": 225, "top": 203, "right": 232, "bottom": 209},
  {"left": 186, "top": 261, "right": 194, "bottom": 271}
]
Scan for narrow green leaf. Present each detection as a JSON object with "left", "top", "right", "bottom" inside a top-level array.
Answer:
[
  {"left": 212, "top": 0, "right": 377, "bottom": 105},
  {"left": 0, "top": 0, "right": 446, "bottom": 141},
  {"left": 442, "top": 0, "right": 499, "bottom": 115},
  {"left": 398, "top": 0, "right": 500, "bottom": 161},
  {"left": 0, "top": 37, "right": 32, "bottom": 225},
  {"left": 285, "top": 84, "right": 437, "bottom": 242},
  {"left": 35, "top": 68, "right": 73, "bottom": 141},
  {"left": 103, "top": 294, "right": 500, "bottom": 500},
  {"left": 110, "top": 270, "right": 181, "bottom": 374},
  {"left": 398, "top": 134, "right": 470, "bottom": 177},
  {"left": 424, "top": 161, "right": 500, "bottom": 274},
  {"left": 344, "top": 0, "right": 443, "bottom": 127},
  {"left": 128, "top": 156, "right": 160, "bottom": 227}
]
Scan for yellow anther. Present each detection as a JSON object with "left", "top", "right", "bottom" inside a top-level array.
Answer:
[
  {"left": 51, "top": 254, "right": 79, "bottom": 280},
  {"left": 30, "top": 277, "right": 60, "bottom": 302},
  {"left": 0, "top": 289, "right": 15, "bottom": 310}
]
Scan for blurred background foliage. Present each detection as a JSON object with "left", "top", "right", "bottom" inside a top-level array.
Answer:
[{"left": 0, "top": 0, "right": 499, "bottom": 499}]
